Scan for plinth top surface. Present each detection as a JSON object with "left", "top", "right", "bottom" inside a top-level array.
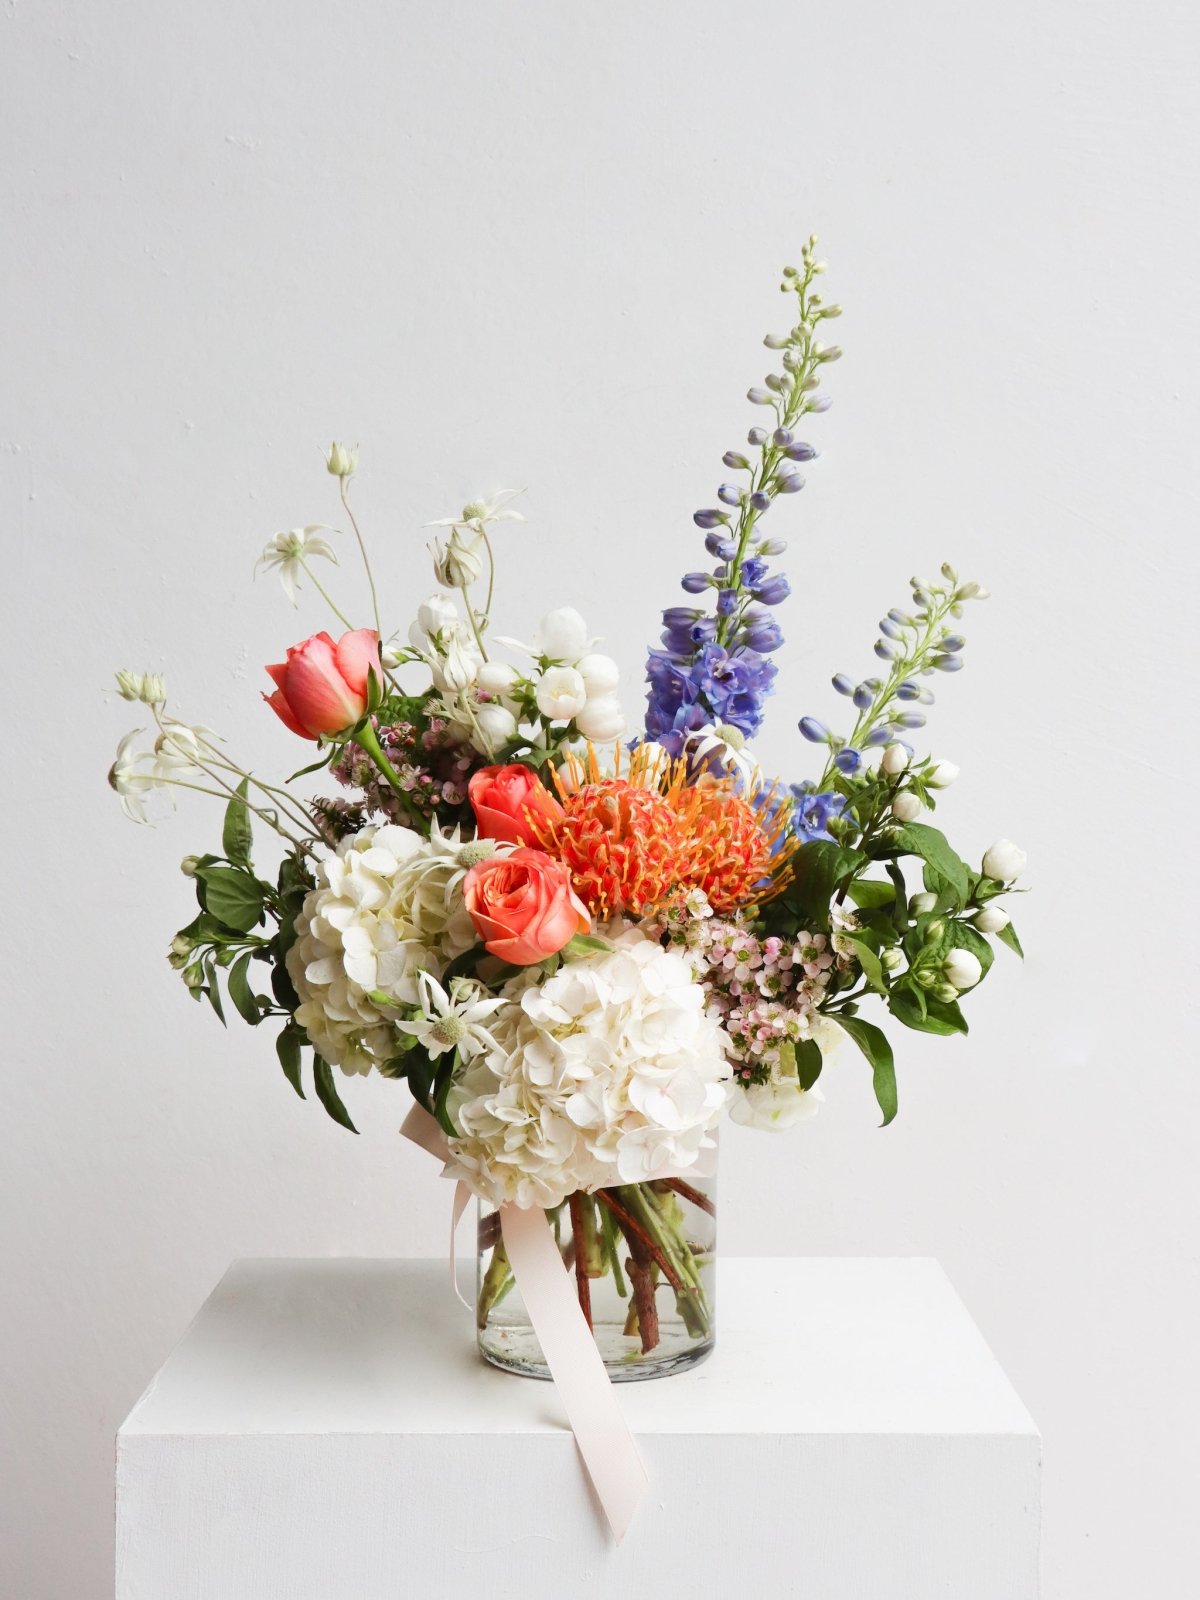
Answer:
[{"left": 121, "top": 1257, "right": 1037, "bottom": 1440}]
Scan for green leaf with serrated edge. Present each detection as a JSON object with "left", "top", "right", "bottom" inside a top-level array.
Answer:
[
  {"left": 996, "top": 921, "right": 1024, "bottom": 957},
  {"left": 196, "top": 866, "right": 265, "bottom": 933},
  {"left": 313, "top": 1057, "right": 359, "bottom": 1133},
  {"left": 222, "top": 778, "right": 253, "bottom": 868},
  {"left": 845, "top": 935, "right": 888, "bottom": 995},
  {"left": 837, "top": 1015, "right": 898, "bottom": 1125},
  {"left": 889, "top": 985, "right": 968, "bottom": 1037},
  {"left": 276, "top": 1027, "right": 305, "bottom": 1098},
  {"left": 847, "top": 878, "right": 896, "bottom": 909},
  {"left": 794, "top": 1037, "right": 823, "bottom": 1091},
  {"left": 887, "top": 823, "right": 970, "bottom": 907},
  {"left": 227, "top": 952, "right": 259, "bottom": 1025}
]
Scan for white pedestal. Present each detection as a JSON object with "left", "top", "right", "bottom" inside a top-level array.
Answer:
[{"left": 116, "top": 1258, "right": 1040, "bottom": 1600}]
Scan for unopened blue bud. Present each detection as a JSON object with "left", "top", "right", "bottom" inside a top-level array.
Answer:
[
  {"left": 933, "top": 654, "right": 965, "bottom": 672},
  {"left": 717, "top": 483, "right": 742, "bottom": 507},
  {"left": 786, "top": 442, "right": 817, "bottom": 462},
  {"left": 799, "top": 716, "right": 830, "bottom": 744},
  {"left": 749, "top": 490, "right": 772, "bottom": 512},
  {"left": 879, "top": 617, "right": 903, "bottom": 640},
  {"left": 775, "top": 472, "right": 805, "bottom": 494},
  {"left": 896, "top": 679, "right": 921, "bottom": 700},
  {"left": 722, "top": 450, "right": 751, "bottom": 471},
  {"left": 941, "top": 634, "right": 966, "bottom": 652},
  {"left": 773, "top": 427, "right": 794, "bottom": 447},
  {"left": 874, "top": 638, "right": 901, "bottom": 660},
  {"left": 747, "top": 387, "right": 774, "bottom": 405},
  {"left": 864, "top": 726, "right": 893, "bottom": 747},
  {"left": 681, "top": 572, "right": 710, "bottom": 594},
  {"left": 747, "top": 427, "right": 769, "bottom": 446},
  {"left": 717, "top": 588, "right": 738, "bottom": 617},
  {"left": 807, "top": 394, "right": 833, "bottom": 412},
  {"left": 753, "top": 575, "right": 791, "bottom": 605},
  {"left": 832, "top": 673, "right": 855, "bottom": 696},
  {"left": 895, "top": 712, "right": 926, "bottom": 729},
  {"left": 704, "top": 531, "right": 738, "bottom": 559},
  {"left": 918, "top": 686, "right": 936, "bottom": 705},
  {"left": 693, "top": 509, "right": 730, "bottom": 530},
  {"left": 759, "top": 537, "right": 787, "bottom": 556},
  {"left": 834, "top": 748, "right": 863, "bottom": 775},
  {"left": 888, "top": 608, "right": 915, "bottom": 626},
  {"left": 853, "top": 682, "right": 874, "bottom": 709}
]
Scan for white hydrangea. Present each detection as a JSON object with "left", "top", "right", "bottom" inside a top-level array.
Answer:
[
  {"left": 445, "top": 923, "right": 732, "bottom": 1208},
  {"left": 729, "top": 1017, "right": 841, "bottom": 1131},
  {"left": 287, "top": 821, "right": 482, "bottom": 1076}
]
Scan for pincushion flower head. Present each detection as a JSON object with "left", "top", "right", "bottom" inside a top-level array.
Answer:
[
  {"left": 265, "top": 628, "right": 381, "bottom": 739},
  {"left": 445, "top": 923, "right": 732, "bottom": 1209}
]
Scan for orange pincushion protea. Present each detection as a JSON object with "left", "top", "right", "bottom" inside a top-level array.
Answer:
[{"left": 535, "top": 744, "right": 794, "bottom": 918}]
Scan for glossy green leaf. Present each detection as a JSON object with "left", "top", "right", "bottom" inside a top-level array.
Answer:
[
  {"left": 837, "top": 1014, "right": 898, "bottom": 1125},
  {"left": 313, "top": 1057, "right": 359, "bottom": 1133},
  {"left": 276, "top": 1026, "right": 305, "bottom": 1098},
  {"left": 197, "top": 866, "right": 265, "bottom": 933},
  {"left": 222, "top": 778, "right": 253, "bottom": 868},
  {"left": 227, "top": 952, "right": 259, "bottom": 1025},
  {"left": 889, "top": 823, "right": 970, "bottom": 907}
]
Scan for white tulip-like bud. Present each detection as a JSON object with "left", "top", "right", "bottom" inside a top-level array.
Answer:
[
  {"left": 415, "top": 594, "right": 459, "bottom": 640},
  {"left": 982, "top": 839, "right": 1027, "bottom": 883},
  {"left": 471, "top": 701, "right": 518, "bottom": 754},
  {"left": 973, "top": 905, "right": 1011, "bottom": 934},
  {"left": 942, "top": 949, "right": 983, "bottom": 991},
  {"left": 431, "top": 629, "right": 481, "bottom": 693},
  {"left": 576, "top": 652, "right": 620, "bottom": 696},
  {"left": 926, "top": 760, "right": 959, "bottom": 788},
  {"left": 881, "top": 742, "right": 910, "bottom": 775},
  {"left": 476, "top": 660, "right": 520, "bottom": 697},
  {"left": 325, "top": 441, "right": 359, "bottom": 478},
  {"left": 535, "top": 665, "right": 588, "bottom": 721},
  {"left": 574, "top": 694, "right": 627, "bottom": 742},
  {"left": 431, "top": 529, "right": 487, "bottom": 588},
  {"left": 910, "top": 892, "right": 938, "bottom": 915},
  {"left": 891, "top": 792, "right": 922, "bottom": 822},
  {"left": 534, "top": 606, "right": 590, "bottom": 663}
]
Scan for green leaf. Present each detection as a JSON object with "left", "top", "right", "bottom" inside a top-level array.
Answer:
[
  {"left": 227, "top": 952, "right": 260, "bottom": 1025},
  {"left": 888, "top": 823, "right": 970, "bottom": 908},
  {"left": 837, "top": 1015, "right": 898, "bottom": 1125},
  {"left": 313, "top": 1057, "right": 359, "bottom": 1133},
  {"left": 785, "top": 841, "right": 867, "bottom": 928},
  {"left": 794, "top": 1037, "right": 823, "bottom": 1091},
  {"left": 844, "top": 935, "right": 888, "bottom": 996},
  {"left": 222, "top": 778, "right": 253, "bottom": 868},
  {"left": 287, "top": 749, "right": 335, "bottom": 782},
  {"left": 564, "top": 933, "right": 612, "bottom": 958},
  {"left": 276, "top": 1026, "right": 305, "bottom": 1098},
  {"left": 197, "top": 866, "right": 265, "bottom": 933},
  {"left": 433, "top": 1054, "right": 459, "bottom": 1138},
  {"left": 847, "top": 877, "right": 896, "bottom": 909},
  {"left": 889, "top": 984, "right": 968, "bottom": 1037},
  {"left": 996, "top": 920, "right": 1024, "bottom": 957},
  {"left": 202, "top": 957, "right": 226, "bottom": 1026}
]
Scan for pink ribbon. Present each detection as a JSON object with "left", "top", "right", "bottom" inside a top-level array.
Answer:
[{"left": 400, "top": 1103, "right": 648, "bottom": 1541}]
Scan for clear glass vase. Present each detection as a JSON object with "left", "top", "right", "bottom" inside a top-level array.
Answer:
[{"left": 475, "top": 1169, "right": 717, "bottom": 1381}]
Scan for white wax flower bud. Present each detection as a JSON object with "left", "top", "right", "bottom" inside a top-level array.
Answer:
[
  {"left": 476, "top": 661, "right": 519, "bottom": 697},
  {"left": 881, "top": 742, "right": 909, "bottom": 775},
  {"left": 910, "top": 892, "right": 938, "bottom": 915},
  {"left": 535, "top": 665, "right": 588, "bottom": 721},
  {"left": 982, "top": 839, "right": 1027, "bottom": 882},
  {"left": 574, "top": 694, "right": 626, "bottom": 742},
  {"left": 942, "top": 949, "right": 983, "bottom": 991},
  {"left": 325, "top": 441, "right": 359, "bottom": 478},
  {"left": 431, "top": 529, "right": 486, "bottom": 588},
  {"left": 430, "top": 630, "right": 481, "bottom": 693},
  {"left": 471, "top": 701, "right": 518, "bottom": 753},
  {"left": 576, "top": 652, "right": 620, "bottom": 696},
  {"left": 534, "top": 607, "right": 590, "bottom": 663},
  {"left": 891, "top": 792, "right": 922, "bottom": 822},
  {"left": 973, "top": 905, "right": 1011, "bottom": 934},
  {"left": 926, "top": 760, "right": 959, "bottom": 788}
]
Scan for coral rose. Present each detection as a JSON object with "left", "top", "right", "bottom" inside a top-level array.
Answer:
[
  {"left": 468, "top": 763, "right": 563, "bottom": 847},
  {"left": 463, "top": 848, "right": 590, "bottom": 965},
  {"left": 264, "top": 628, "right": 380, "bottom": 738}
]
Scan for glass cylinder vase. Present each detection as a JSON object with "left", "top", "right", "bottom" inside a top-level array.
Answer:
[{"left": 475, "top": 1168, "right": 717, "bottom": 1381}]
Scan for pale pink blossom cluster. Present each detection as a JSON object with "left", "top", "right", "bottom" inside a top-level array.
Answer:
[{"left": 660, "top": 899, "right": 837, "bottom": 1084}]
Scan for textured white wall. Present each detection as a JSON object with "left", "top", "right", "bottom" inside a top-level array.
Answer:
[{"left": 2, "top": 3, "right": 1197, "bottom": 1596}]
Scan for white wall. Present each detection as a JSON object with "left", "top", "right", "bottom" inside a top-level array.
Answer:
[{"left": 2, "top": 3, "right": 1197, "bottom": 1596}]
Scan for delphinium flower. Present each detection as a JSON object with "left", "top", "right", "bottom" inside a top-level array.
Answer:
[
  {"left": 795, "top": 564, "right": 989, "bottom": 848},
  {"left": 645, "top": 237, "right": 841, "bottom": 760}
]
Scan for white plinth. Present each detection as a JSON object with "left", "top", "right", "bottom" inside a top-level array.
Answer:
[{"left": 116, "top": 1258, "right": 1040, "bottom": 1600}]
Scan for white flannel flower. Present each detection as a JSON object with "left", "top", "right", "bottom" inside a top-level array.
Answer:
[
  {"left": 687, "top": 722, "right": 760, "bottom": 788},
  {"left": 444, "top": 922, "right": 732, "bottom": 1209},
  {"left": 258, "top": 526, "right": 338, "bottom": 606},
  {"left": 151, "top": 721, "right": 219, "bottom": 783},
  {"left": 286, "top": 821, "right": 480, "bottom": 1076},
  {"left": 427, "top": 488, "right": 525, "bottom": 538},
  {"left": 395, "top": 972, "right": 506, "bottom": 1061},
  {"left": 108, "top": 731, "right": 158, "bottom": 823}
]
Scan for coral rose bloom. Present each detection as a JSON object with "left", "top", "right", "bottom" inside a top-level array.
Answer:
[
  {"left": 264, "top": 628, "right": 380, "bottom": 738},
  {"left": 463, "top": 849, "right": 590, "bottom": 965},
  {"left": 469, "top": 763, "right": 564, "bottom": 846}
]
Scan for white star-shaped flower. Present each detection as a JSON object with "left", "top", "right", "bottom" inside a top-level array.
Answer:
[
  {"left": 426, "top": 488, "right": 525, "bottom": 538},
  {"left": 395, "top": 972, "right": 507, "bottom": 1062},
  {"left": 687, "top": 722, "right": 761, "bottom": 788},
  {"left": 257, "top": 525, "right": 339, "bottom": 605}
]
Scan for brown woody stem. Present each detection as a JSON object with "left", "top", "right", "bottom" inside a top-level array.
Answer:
[
  {"left": 595, "top": 1189, "right": 685, "bottom": 1293},
  {"left": 568, "top": 1193, "right": 593, "bottom": 1329},
  {"left": 658, "top": 1176, "right": 717, "bottom": 1217}
]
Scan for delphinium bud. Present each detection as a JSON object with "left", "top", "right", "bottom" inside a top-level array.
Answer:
[
  {"left": 807, "top": 394, "right": 833, "bottom": 412},
  {"left": 786, "top": 442, "right": 818, "bottom": 461},
  {"left": 753, "top": 574, "right": 791, "bottom": 605},
  {"left": 705, "top": 531, "right": 737, "bottom": 559},
  {"left": 773, "top": 427, "right": 794, "bottom": 447},
  {"left": 894, "top": 712, "right": 926, "bottom": 729},
  {"left": 748, "top": 427, "right": 769, "bottom": 446},
  {"left": 832, "top": 673, "right": 855, "bottom": 696},
  {"left": 879, "top": 617, "right": 903, "bottom": 640},
  {"left": 722, "top": 450, "right": 752, "bottom": 470},
  {"left": 747, "top": 387, "right": 774, "bottom": 406},
  {"left": 816, "top": 345, "right": 843, "bottom": 363},
  {"left": 932, "top": 654, "right": 964, "bottom": 672},
  {"left": 749, "top": 490, "right": 772, "bottom": 512},
  {"left": 774, "top": 472, "right": 804, "bottom": 495},
  {"left": 834, "top": 748, "right": 863, "bottom": 775},
  {"left": 852, "top": 680, "right": 877, "bottom": 709},
  {"left": 693, "top": 509, "right": 730, "bottom": 530},
  {"left": 758, "top": 537, "right": 787, "bottom": 555},
  {"left": 798, "top": 716, "right": 831, "bottom": 743},
  {"left": 940, "top": 634, "right": 966, "bottom": 653},
  {"left": 763, "top": 333, "right": 791, "bottom": 349},
  {"left": 874, "top": 638, "right": 901, "bottom": 660},
  {"left": 717, "top": 483, "right": 742, "bottom": 507},
  {"left": 681, "top": 572, "right": 710, "bottom": 594}
]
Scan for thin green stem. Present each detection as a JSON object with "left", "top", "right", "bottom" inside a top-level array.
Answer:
[
  {"left": 352, "top": 720, "right": 429, "bottom": 832},
  {"left": 339, "top": 480, "right": 381, "bottom": 637},
  {"left": 299, "top": 559, "right": 354, "bottom": 630}
]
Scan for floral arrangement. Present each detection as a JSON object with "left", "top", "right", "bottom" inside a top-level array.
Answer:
[{"left": 108, "top": 240, "right": 1026, "bottom": 1376}]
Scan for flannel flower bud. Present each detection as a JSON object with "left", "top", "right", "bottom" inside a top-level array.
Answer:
[
  {"left": 432, "top": 529, "right": 486, "bottom": 588},
  {"left": 325, "top": 441, "right": 359, "bottom": 478},
  {"left": 982, "top": 839, "right": 1027, "bottom": 882},
  {"left": 891, "top": 792, "right": 922, "bottom": 822},
  {"left": 973, "top": 905, "right": 1010, "bottom": 934},
  {"left": 943, "top": 949, "right": 983, "bottom": 991},
  {"left": 115, "top": 670, "right": 166, "bottom": 705}
]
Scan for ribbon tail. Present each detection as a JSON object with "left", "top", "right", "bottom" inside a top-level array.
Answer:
[{"left": 500, "top": 1203, "right": 649, "bottom": 1542}]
